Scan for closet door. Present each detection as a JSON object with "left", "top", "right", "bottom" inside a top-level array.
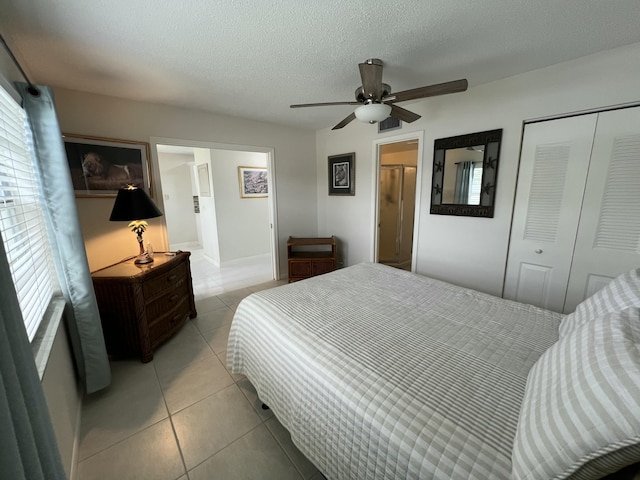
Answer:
[
  {"left": 563, "top": 107, "right": 640, "bottom": 312},
  {"left": 503, "top": 114, "right": 597, "bottom": 312}
]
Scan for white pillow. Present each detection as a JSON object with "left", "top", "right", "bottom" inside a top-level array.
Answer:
[
  {"left": 512, "top": 307, "right": 640, "bottom": 480},
  {"left": 559, "top": 268, "right": 640, "bottom": 338}
]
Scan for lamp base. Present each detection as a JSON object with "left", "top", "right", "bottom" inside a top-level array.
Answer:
[{"left": 134, "top": 253, "right": 154, "bottom": 265}]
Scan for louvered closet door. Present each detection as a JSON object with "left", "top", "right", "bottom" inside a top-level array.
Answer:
[
  {"left": 503, "top": 114, "right": 598, "bottom": 312},
  {"left": 563, "top": 107, "right": 640, "bottom": 313}
]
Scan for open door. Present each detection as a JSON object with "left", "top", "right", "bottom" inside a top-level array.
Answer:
[
  {"left": 376, "top": 141, "right": 419, "bottom": 271},
  {"left": 151, "top": 138, "right": 279, "bottom": 286}
]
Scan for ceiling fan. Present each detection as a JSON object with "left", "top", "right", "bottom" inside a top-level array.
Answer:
[{"left": 290, "top": 58, "right": 468, "bottom": 130}]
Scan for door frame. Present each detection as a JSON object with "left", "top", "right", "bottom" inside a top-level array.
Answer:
[
  {"left": 149, "top": 136, "right": 279, "bottom": 281},
  {"left": 370, "top": 130, "right": 424, "bottom": 271}
]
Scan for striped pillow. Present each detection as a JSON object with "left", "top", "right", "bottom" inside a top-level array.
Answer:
[
  {"left": 512, "top": 307, "right": 640, "bottom": 480},
  {"left": 559, "top": 268, "right": 640, "bottom": 338}
]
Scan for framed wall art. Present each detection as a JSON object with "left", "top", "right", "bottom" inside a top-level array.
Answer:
[
  {"left": 238, "top": 166, "right": 268, "bottom": 198},
  {"left": 63, "top": 134, "right": 151, "bottom": 197},
  {"left": 197, "top": 163, "right": 211, "bottom": 197},
  {"left": 328, "top": 152, "right": 355, "bottom": 196}
]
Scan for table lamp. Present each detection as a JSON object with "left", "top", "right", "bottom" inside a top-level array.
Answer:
[{"left": 109, "top": 185, "right": 163, "bottom": 264}]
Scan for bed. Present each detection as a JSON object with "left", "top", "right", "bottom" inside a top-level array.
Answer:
[{"left": 227, "top": 262, "right": 640, "bottom": 479}]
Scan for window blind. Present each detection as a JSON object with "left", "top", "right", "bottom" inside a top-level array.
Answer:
[
  {"left": 469, "top": 165, "right": 483, "bottom": 205},
  {"left": 0, "top": 85, "right": 58, "bottom": 341}
]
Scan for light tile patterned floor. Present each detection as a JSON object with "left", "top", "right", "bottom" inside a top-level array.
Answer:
[
  {"left": 77, "top": 252, "right": 326, "bottom": 480},
  {"left": 185, "top": 246, "right": 274, "bottom": 300}
]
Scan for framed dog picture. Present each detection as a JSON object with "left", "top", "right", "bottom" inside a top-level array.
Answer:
[
  {"left": 63, "top": 134, "right": 152, "bottom": 197},
  {"left": 328, "top": 152, "right": 355, "bottom": 196}
]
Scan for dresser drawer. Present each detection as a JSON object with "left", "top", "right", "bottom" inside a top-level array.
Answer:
[
  {"left": 148, "top": 298, "right": 189, "bottom": 347},
  {"left": 143, "top": 261, "right": 187, "bottom": 298},
  {"left": 145, "top": 281, "right": 189, "bottom": 319}
]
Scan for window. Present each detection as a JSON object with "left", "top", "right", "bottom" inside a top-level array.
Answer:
[
  {"left": 0, "top": 85, "right": 58, "bottom": 341},
  {"left": 468, "top": 164, "right": 483, "bottom": 205}
]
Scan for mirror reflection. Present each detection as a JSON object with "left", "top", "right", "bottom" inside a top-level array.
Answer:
[{"left": 442, "top": 146, "right": 484, "bottom": 205}]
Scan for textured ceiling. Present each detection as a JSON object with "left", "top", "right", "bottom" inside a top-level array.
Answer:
[{"left": 1, "top": 0, "right": 640, "bottom": 130}]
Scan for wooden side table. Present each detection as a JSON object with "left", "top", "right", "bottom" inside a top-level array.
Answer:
[
  {"left": 91, "top": 251, "right": 197, "bottom": 362},
  {"left": 287, "top": 236, "right": 337, "bottom": 282}
]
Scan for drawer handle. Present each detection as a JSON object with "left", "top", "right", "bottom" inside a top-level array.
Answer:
[
  {"left": 168, "top": 293, "right": 179, "bottom": 302},
  {"left": 170, "top": 314, "right": 181, "bottom": 326},
  {"left": 167, "top": 274, "right": 177, "bottom": 282}
]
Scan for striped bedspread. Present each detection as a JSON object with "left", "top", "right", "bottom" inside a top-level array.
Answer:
[{"left": 227, "top": 263, "right": 562, "bottom": 479}]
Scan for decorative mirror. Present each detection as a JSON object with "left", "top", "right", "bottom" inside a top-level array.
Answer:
[{"left": 430, "top": 129, "right": 502, "bottom": 217}]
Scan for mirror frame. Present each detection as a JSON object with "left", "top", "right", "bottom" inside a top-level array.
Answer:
[{"left": 430, "top": 129, "right": 502, "bottom": 218}]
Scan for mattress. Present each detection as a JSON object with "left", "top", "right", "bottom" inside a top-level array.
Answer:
[{"left": 227, "top": 263, "right": 562, "bottom": 479}]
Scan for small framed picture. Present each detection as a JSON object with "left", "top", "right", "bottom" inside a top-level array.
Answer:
[
  {"left": 197, "top": 163, "right": 211, "bottom": 197},
  {"left": 328, "top": 152, "right": 355, "bottom": 196},
  {"left": 238, "top": 166, "right": 268, "bottom": 198},
  {"left": 63, "top": 134, "right": 152, "bottom": 197}
]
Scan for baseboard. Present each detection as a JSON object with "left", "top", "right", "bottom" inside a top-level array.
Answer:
[
  {"left": 170, "top": 241, "right": 201, "bottom": 251},
  {"left": 220, "top": 252, "right": 271, "bottom": 267}
]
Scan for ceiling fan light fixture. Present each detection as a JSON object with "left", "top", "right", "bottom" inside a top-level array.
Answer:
[{"left": 354, "top": 103, "right": 391, "bottom": 124}]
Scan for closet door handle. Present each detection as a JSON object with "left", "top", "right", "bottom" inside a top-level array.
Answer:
[{"left": 534, "top": 249, "right": 543, "bottom": 254}]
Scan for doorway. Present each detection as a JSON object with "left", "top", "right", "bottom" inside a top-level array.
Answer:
[
  {"left": 151, "top": 138, "right": 279, "bottom": 295},
  {"left": 375, "top": 138, "right": 420, "bottom": 271}
]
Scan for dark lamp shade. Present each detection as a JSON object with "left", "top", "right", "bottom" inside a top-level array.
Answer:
[{"left": 109, "top": 187, "right": 163, "bottom": 221}]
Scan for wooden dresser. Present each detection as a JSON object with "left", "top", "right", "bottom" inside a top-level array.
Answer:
[
  {"left": 91, "top": 251, "right": 197, "bottom": 362},
  {"left": 287, "top": 236, "right": 337, "bottom": 282}
]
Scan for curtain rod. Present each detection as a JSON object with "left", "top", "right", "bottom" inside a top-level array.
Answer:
[{"left": 0, "top": 32, "right": 40, "bottom": 96}]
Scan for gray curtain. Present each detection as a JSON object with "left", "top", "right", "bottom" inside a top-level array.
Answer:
[
  {"left": 454, "top": 161, "right": 473, "bottom": 204},
  {"left": 16, "top": 83, "right": 110, "bottom": 394},
  {"left": 0, "top": 233, "right": 66, "bottom": 480}
]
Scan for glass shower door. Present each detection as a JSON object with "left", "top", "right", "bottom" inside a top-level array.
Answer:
[{"left": 378, "top": 166, "right": 402, "bottom": 264}]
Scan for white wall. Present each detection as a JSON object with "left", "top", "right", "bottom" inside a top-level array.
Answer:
[
  {"left": 52, "top": 88, "right": 318, "bottom": 276},
  {"left": 211, "top": 149, "right": 270, "bottom": 263},
  {"left": 41, "top": 324, "right": 82, "bottom": 479},
  {"left": 157, "top": 151, "right": 199, "bottom": 247},
  {"left": 194, "top": 148, "right": 221, "bottom": 266},
  {"left": 191, "top": 163, "right": 204, "bottom": 247},
  {"left": 380, "top": 150, "right": 418, "bottom": 167},
  {"left": 316, "top": 42, "right": 640, "bottom": 296}
]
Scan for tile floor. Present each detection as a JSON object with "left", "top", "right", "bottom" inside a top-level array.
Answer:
[
  {"left": 177, "top": 245, "right": 274, "bottom": 300},
  {"left": 77, "top": 250, "right": 325, "bottom": 480}
]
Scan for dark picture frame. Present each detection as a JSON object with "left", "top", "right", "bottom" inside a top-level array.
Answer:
[
  {"left": 238, "top": 166, "right": 268, "bottom": 198},
  {"left": 63, "top": 134, "right": 152, "bottom": 197},
  {"left": 328, "top": 152, "right": 355, "bottom": 196}
]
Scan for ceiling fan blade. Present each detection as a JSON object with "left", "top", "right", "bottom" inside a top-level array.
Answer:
[
  {"left": 389, "top": 105, "right": 421, "bottom": 123},
  {"left": 291, "top": 101, "right": 360, "bottom": 108},
  {"left": 332, "top": 112, "right": 356, "bottom": 130},
  {"left": 390, "top": 79, "right": 468, "bottom": 103},
  {"left": 359, "top": 59, "right": 384, "bottom": 100}
]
